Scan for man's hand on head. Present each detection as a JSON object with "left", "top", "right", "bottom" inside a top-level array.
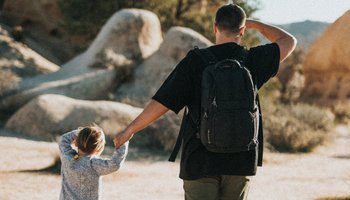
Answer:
[{"left": 243, "top": 19, "right": 297, "bottom": 62}]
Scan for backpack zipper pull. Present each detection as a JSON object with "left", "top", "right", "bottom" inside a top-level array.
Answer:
[
  {"left": 247, "top": 139, "right": 258, "bottom": 150},
  {"left": 212, "top": 97, "right": 217, "bottom": 107}
]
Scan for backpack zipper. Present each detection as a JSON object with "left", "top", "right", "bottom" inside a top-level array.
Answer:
[{"left": 207, "top": 129, "right": 212, "bottom": 144}]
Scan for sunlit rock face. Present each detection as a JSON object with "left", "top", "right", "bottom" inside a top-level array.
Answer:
[
  {"left": 0, "top": 9, "right": 162, "bottom": 113},
  {"left": 301, "top": 10, "right": 350, "bottom": 104},
  {"left": 5, "top": 94, "right": 142, "bottom": 138}
]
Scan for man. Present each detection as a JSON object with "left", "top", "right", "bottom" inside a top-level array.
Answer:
[{"left": 114, "top": 3, "right": 296, "bottom": 200}]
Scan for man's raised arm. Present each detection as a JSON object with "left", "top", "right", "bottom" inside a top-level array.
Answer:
[
  {"left": 113, "top": 100, "right": 169, "bottom": 148},
  {"left": 245, "top": 19, "right": 297, "bottom": 62}
]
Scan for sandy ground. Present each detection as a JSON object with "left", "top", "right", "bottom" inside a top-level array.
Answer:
[{"left": 0, "top": 125, "right": 349, "bottom": 200}]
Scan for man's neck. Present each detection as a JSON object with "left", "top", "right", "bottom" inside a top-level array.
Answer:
[
  {"left": 215, "top": 34, "right": 241, "bottom": 45},
  {"left": 216, "top": 37, "right": 240, "bottom": 45}
]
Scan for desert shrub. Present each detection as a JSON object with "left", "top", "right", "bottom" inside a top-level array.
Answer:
[
  {"left": 263, "top": 103, "right": 334, "bottom": 152},
  {"left": 332, "top": 102, "right": 350, "bottom": 123},
  {"left": 0, "top": 70, "right": 19, "bottom": 96}
]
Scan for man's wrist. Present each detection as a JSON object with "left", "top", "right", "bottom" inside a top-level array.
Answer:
[
  {"left": 246, "top": 19, "right": 260, "bottom": 30},
  {"left": 125, "top": 126, "right": 135, "bottom": 137}
]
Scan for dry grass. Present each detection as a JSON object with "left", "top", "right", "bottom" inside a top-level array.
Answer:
[{"left": 264, "top": 103, "right": 334, "bottom": 152}]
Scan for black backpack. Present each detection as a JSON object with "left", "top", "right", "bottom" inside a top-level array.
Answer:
[
  {"left": 196, "top": 47, "right": 259, "bottom": 153},
  {"left": 169, "top": 47, "right": 259, "bottom": 161}
]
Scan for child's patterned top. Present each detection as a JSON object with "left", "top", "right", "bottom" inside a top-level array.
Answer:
[{"left": 59, "top": 130, "right": 128, "bottom": 200}]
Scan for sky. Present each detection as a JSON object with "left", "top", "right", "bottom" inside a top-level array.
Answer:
[{"left": 253, "top": 0, "right": 350, "bottom": 24}]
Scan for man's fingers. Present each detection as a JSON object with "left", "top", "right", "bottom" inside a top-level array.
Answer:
[
  {"left": 113, "top": 136, "right": 124, "bottom": 149},
  {"left": 113, "top": 138, "right": 120, "bottom": 147}
]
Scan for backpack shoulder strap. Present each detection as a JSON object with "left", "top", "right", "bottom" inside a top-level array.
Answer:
[
  {"left": 237, "top": 46, "right": 249, "bottom": 65},
  {"left": 193, "top": 46, "right": 217, "bottom": 65},
  {"left": 168, "top": 107, "right": 188, "bottom": 162}
]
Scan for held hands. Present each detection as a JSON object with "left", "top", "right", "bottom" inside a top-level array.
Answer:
[{"left": 113, "top": 129, "right": 133, "bottom": 149}]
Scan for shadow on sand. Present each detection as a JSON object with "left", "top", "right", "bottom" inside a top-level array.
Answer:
[{"left": 315, "top": 197, "right": 350, "bottom": 200}]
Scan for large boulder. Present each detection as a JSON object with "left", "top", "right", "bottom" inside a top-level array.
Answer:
[
  {"left": 0, "top": 25, "right": 59, "bottom": 96},
  {"left": 5, "top": 94, "right": 142, "bottom": 139},
  {"left": 5, "top": 93, "right": 180, "bottom": 150},
  {"left": 0, "top": 0, "right": 69, "bottom": 61},
  {"left": 301, "top": 10, "right": 350, "bottom": 104},
  {"left": 64, "top": 9, "right": 162, "bottom": 72},
  {"left": 1, "top": 0, "right": 62, "bottom": 35},
  {"left": 0, "top": 134, "right": 58, "bottom": 172},
  {"left": 0, "top": 9, "right": 162, "bottom": 113},
  {"left": 114, "top": 26, "right": 212, "bottom": 107}
]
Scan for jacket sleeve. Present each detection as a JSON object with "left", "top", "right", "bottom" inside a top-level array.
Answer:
[
  {"left": 91, "top": 142, "right": 129, "bottom": 176},
  {"left": 58, "top": 130, "right": 78, "bottom": 157}
]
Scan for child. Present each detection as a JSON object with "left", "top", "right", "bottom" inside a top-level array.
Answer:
[{"left": 59, "top": 125, "right": 128, "bottom": 200}]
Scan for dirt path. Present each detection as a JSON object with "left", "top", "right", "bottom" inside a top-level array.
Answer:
[{"left": 0, "top": 125, "right": 349, "bottom": 200}]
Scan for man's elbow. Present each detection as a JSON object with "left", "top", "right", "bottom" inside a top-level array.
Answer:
[
  {"left": 278, "top": 35, "right": 298, "bottom": 62},
  {"left": 290, "top": 35, "right": 297, "bottom": 51}
]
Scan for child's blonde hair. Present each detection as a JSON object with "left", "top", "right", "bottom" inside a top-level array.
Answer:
[{"left": 76, "top": 124, "right": 105, "bottom": 155}]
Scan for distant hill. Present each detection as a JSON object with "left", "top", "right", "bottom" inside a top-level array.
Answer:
[
  {"left": 278, "top": 20, "right": 329, "bottom": 49},
  {"left": 256, "top": 20, "right": 330, "bottom": 49}
]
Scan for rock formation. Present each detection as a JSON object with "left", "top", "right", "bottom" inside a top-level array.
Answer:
[
  {"left": 5, "top": 94, "right": 142, "bottom": 139},
  {"left": 0, "top": 25, "right": 59, "bottom": 96},
  {"left": 301, "top": 10, "right": 350, "bottom": 104},
  {"left": 114, "top": 26, "right": 212, "bottom": 107},
  {"left": 64, "top": 9, "right": 162, "bottom": 72},
  {"left": 0, "top": 0, "right": 69, "bottom": 61},
  {"left": 1, "top": 0, "right": 62, "bottom": 35},
  {"left": 0, "top": 9, "right": 162, "bottom": 113}
]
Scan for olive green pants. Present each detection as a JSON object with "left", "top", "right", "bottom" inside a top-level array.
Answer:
[{"left": 183, "top": 176, "right": 252, "bottom": 200}]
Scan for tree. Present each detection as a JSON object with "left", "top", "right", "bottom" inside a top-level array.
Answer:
[{"left": 59, "top": 0, "right": 261, "bottom": 51}]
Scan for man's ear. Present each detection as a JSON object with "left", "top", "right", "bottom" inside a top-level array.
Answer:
[
  {"left": 239, "top": 26, "right": 246, "bottom": 37},
  {"left": 213, "top": 22, "right": 218, "bottom": 34}
]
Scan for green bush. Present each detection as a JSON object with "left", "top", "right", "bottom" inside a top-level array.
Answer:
[{"left": 263, "top": 103, "right": 334, "bottom": 152}]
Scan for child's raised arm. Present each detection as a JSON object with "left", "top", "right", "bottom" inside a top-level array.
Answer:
[
  {"left": 59, "top": 130, "right": 77, "bottom": 156},
  {"left": 90, "top": 142, "right": 129, "bottom": 176}
]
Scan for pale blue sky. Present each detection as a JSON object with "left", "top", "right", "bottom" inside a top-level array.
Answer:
[{"left": 253, "top": 0, "right": 350, "bottom": 24}]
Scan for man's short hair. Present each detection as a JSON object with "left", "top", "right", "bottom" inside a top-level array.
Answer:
[{"left": 215, "top": 4, "right": 246, "bottom": 34}]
